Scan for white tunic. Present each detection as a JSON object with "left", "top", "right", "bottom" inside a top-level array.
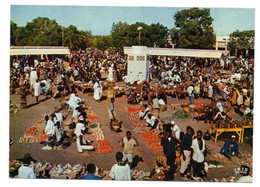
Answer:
[
  {"left": 30, "top": 70, "right": 38, "bottom": 87},
  {"left": 33, "top": 82, "right": 41, "bottom": 97},
  {"left": 18, "top": 165, "right": 36, "bottom": 179},
  {"left": 74, "top": 122, "right": 85, "bottom": 137},
  {"left": 191, "top": 138, "right": 205, "bottom": 163},
  {"left": 110, "top": 163, "right": 131, "bottom": 180},
  {"left": 93, "top": 82, "right": 102, "bottom": 100},
  {"left": 45, "top": 119, "right": 55, "bottom": 135}
]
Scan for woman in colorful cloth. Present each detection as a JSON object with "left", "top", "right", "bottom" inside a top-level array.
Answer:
[
  {"left": 20, "top": 80, "right": 30, "bottom": 109},
  {"left": 194, "top": 82, "right": 200, "bottom": 98}
]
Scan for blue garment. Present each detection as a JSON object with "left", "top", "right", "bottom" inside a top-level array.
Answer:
[
  {"left": 80, "top": 173, "right": 101, "bottom": 180},
  {"left": 220, "top": 140, "right": 239, "bottom": 156},
  {"left": 161, "top": 137, "right": 177, "bottom": 158},
  {"left": 182, "top": 134, "right": 192, "bottom": 151},
  {"left": 109, "top": 102, "right": 114, "bottom": 111}
]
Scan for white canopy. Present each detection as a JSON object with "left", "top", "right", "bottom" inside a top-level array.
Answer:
[
  {"left": 10, "top": 46, "right": 70, "bottom": 56},
  {"left": 124, "top": 46, "right": 227, "bottom": 59}
]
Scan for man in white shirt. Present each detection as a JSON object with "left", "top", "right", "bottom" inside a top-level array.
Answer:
[
  {"left": 191, "top": 130, "right": 206, "bottom": 178},
  {"left": 122, "top": 131, "right": 138, "bottom": 168},
  {"left": 33, "top": 79, "right": 41, "bottom": 103},
  {"left": 67, "top": 92, "right": 82, "bottom": 110},
  {"left": 110, "top": 151, "right": 131, "bottom": 180},
  {"left": 18, "top": 160, "right": 36, "bottom": 179},
  {"left": 74, "top": 120, "right": 86, "bottom": 137}
]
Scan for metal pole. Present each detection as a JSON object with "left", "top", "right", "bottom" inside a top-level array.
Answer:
[{"left": 138, "top": 30, "right": 141, "bottom": 46}]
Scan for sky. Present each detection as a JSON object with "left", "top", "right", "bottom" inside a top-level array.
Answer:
[{"left": 10, "top": 5, "right": 255, "bottom": 36}]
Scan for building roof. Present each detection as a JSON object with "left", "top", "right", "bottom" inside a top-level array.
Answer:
[
  {"left": 10, "top": 46, "right": 70, "bottom": 56},
  {"left": 124, "top": 46, "right": 228, "bottom": 59}
]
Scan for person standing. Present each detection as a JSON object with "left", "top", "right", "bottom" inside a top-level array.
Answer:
[
  {"left": 122, "top": 131, "right": 138, "bottom": 168},
  {"left": 20, "top": 80, "right": 30, "bottom": 109},
  {"left": 187, "top": 84, "right": 194, "bottom": 105},
  {"left": 29, "top": 68, "right": 38, "bottom": 90},
  {"left": 180, "top": 126, "right": 193, "bottom": 179},
  {"left": 33, "top": 79, "right": 41, "bottom": 103},
  {"left": 161, "top": 129, "right": 177, "bottom": 181},
  {"left": 191, "top": 130, "right": 206, "bottom": 178},
  {"left": 108, "top": 98, "right": 116, "bottom": 125},
  {"left": 93, "top": 80, "right": 103, "bottom": 101},
  {"left": 110, "top": 151, "right": 131, "bottom": 180}
]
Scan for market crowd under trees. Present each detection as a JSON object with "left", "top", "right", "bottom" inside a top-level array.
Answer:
[{"left": 10, "top": 8, "right": 254, "bottom": 54}]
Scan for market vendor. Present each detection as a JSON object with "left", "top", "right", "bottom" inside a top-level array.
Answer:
[
  {"left": 67, "top": 91, "right": 82, "bottom": 110},
  {"left": 220, "top": 135, "right": 241, "bottom": 160},
  {"left": 76, "top": 129, "right": 94, "bottom": 153},
  {"left": 213, "top": 102, "right": 227, "bottom": 121},
  {"left": 139, "top": 104, "right": 150, "bottom": 120},
  {"left": 44, "top": 115, "right": 55, "bottom": 136},
  {"left": 146, "top": 113, "right": 159, "bottom": 130}
]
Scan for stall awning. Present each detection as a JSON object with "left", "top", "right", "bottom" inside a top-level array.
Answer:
[
  {"left": 10, "top": 46, "right": 70, "bottom": 56},
  {"left": 124, "top": 46, "right": 228, "bottom": 59}
]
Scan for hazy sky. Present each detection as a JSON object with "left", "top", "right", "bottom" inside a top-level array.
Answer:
[{"left": 10, "top": 5, "right": 255, "bottom": 36}]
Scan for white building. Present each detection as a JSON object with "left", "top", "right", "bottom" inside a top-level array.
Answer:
[{"left": 214, "top": 36, "right": 230, "bottom": 51}]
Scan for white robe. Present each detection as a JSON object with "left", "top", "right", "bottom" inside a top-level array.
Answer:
[
  {"left": 33, "top": 82, "right": 41, "bottom": 97},
  {"left": 67, "top": 94, "right": 82, "bottom": 110},
  {"left": 108, "top": 67, "right": 114, "bottom": 82},
  {"left": 45, "top": 119, "right": 55, "bottom": 135},
  {"left": 93, "top": 82, "right": 102, "bottom": 100},
  {"left": 30, "top": 70, "right": 38, "bottom": 87}
]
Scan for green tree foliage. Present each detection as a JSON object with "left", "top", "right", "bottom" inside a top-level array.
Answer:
[
  {"left": 172, "top": 8, "right": 216, "bottom": 49},
  {"left": 25, "top": 17, "right": 62, "bottom": 46},
  {"left": 228, "top": 30, "right": 255, "bottom": 51},
  {"left": 111, "top": 22, "right": 169, "bottom": 50}
]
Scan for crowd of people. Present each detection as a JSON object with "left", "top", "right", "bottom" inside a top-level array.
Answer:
[{"left": 10, "top": 47, "right": 254, "bottom": 181}]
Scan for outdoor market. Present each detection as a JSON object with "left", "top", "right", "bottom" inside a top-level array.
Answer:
[{"left": 8, "top": 5, "right": 255, "bottom": 183}]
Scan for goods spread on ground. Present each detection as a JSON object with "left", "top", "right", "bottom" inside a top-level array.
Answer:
[
  {"left": 206, "top": 160, "right": 224, "bottom": 168},
  {"left": 173, "top": 110, "right": 191, "bottom": 119},
  {"left": 19, "top": 120, "right": 49, "bottom": 143},
  {"left": 127, "top": 106, "right": 163, "bottom": 154},
  {"left": 85, "top": 106, "right": 113, "bottom": 154}
]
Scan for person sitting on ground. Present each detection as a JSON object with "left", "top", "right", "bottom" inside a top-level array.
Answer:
[
  {"left": 110, "top": 151, "right": 131, "bottom": 180},
  {"left": 54, "top": 122, "right": 65, "bottom": 148},
  {"left": 80, "top": 163, "right": 101, "bottom": 180},
  {"left": 67, "top": 91, "right": 82, "bottom": 110},
  {"left": 122, "top": 131, "right": 138, "bottom": 169},
  {"left": 220, "top": 135, "right": 242, "bottom": 160},
  {"left": 44, "top": 115, "right": 55, "bottom": 136},
  {"left": 76, "top": 129, "right": 94, "bottom": 153},
  {"left": 139, "top": 104, "right": 150, "bottom": 120},
  {"left": 213, "top": 101, "right": 227, "bottom": 121},
  {"left": 146, "top": 113, "right": 159, "bottom": 130}
]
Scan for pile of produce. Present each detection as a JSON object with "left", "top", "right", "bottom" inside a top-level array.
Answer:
[
  {"left": 127, "top": 107, "right": 162, "bottom": 154},
  {"left": 128, "top": 112, "right": 150, "bottom": 134},
  {"left": 141, "top": 131, "right": 162, "bottom": 154},
  {"left": 19, "top": 125, "right": 39, "bottom": 143},
  {"left": 209, "top": 176, "right": 237, "bottom": 182},
  {"left": 35, "top": 134, "right": 50, "bottom": 142},
  {"left": 127, "top": 106, "right": 145, "bottom": 113},
  {"left": 213, "top": 153, "right": 226, "bottom": 159},
  {"left": 91, "top": 126, "right": 105, "bottom": 140},
  {"left": 242, "top": 154, "right": 253, "bottom": 167},
  {"left": 206, "top": 160, "right": 224, "bottom": 168},
  {"left": 173, "top": 110, "right": 191, "bottom": 119},
  {"left": 97, "top": 139, "right": 113, "bottom": 153},
  {"left": 131, "top": 169, "right": 147, "bottom": 180}
]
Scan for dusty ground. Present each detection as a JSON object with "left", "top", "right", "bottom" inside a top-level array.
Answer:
[{"left": 9, "top": 86, "right": 253, "bottom": 181}]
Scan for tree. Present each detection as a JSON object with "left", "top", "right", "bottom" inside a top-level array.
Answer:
[
  {"left": 173, "top": 8, "right": 216, "bottom": 49},
  {"left": 148, "top": 23, "right": 169, "bottom": 47},
  {"left": 25, "top": 17, "right": 62, "bottom": 46}
]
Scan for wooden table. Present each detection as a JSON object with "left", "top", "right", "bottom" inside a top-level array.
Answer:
[
  {"left": 209, "top": 124, "right": 243, "bottom": 143},
  {"left": 194, "top": 108, "right": 207, "bottom": 123},
  {"left": 241, "top": 125, "right": 253, "bottom": 143}
]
